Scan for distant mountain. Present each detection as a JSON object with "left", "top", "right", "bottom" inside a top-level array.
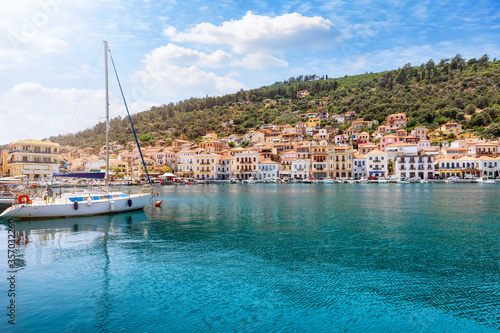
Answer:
[{"left": 47, "top": 54, "right": 500, "bottom": 149}]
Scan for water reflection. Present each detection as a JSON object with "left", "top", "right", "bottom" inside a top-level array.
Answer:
[{"left": 0, "top": 184, "right": 499, "bottom": 332}]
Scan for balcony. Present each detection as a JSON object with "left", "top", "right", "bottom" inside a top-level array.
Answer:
[
  {"left": 8, "top": 159, "right": 59, "bottom": 164},
  {"left": 200, "top": 161, "right": 211, "bottom": 165},
  {"left": 9, "top": 149, "right": 58, "bottom": 155}
]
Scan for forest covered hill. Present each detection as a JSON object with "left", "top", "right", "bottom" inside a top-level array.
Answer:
[{"left": 46, "top": 54, "right": 500, "bottom": 149}]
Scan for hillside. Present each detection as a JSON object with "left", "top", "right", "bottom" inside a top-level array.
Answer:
[{"left": 47, "top": 54, "right": 500, "bottom": 149}]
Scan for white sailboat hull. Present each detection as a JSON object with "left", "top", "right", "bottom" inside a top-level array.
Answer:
[{"left": 1, "top": 193, "right": 151, "bottom": 220}]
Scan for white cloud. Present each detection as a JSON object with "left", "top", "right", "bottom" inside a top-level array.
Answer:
[
  {"left": 145, "top": 43, "right": 233, "bottom": 68},
  {"left": 238, "top": 53, "right": 289, "bottom": 70},
  {"left": 163, "top": 11, "right": 338, "bottom": 54},
  {"left": 133, "top": 62, "right": 244, "bottom": 100},
  {"left": 0, "top": 82, "right": 141, "bottom": 144}
]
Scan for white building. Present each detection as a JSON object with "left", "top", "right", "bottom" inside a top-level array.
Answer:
[
  {"left": 177, "top": 150, "right": 195, "bottom": 174},
  {"left": 258, "top": 159, "right": 280, "bottom": 180},
  {"left": 385, "top": 143, "right": 418, "bottom": 161},
  {"left": 477, "top": 156, "right": 499, "bottom": 178},
  {"left": 417, "top": 140, "right": 431, "bottom": 152},
  {"left": 395, "top": 155, "right": 435, "bottom": 179},
  {"left": 216, "top": 156, "right": 233, "bottom": 180},
  {"left": 353, "top": 154, "right": 367, "bottom": 179},
  {"left": 291, "top": 159, "right": 310, "bottom": 179}
]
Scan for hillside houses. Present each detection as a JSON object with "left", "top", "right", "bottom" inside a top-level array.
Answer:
[{"left": 15, "top": 111, "right": 498, "bottom": 183}]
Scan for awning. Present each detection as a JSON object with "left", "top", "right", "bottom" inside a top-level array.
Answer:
[{"left": 53, "top": 172, "right": 105, "bottom": 179}]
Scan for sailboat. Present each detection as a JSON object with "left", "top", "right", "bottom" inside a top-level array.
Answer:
[{"left": 0, "top": 41, "right": 153, "bottom": 220}]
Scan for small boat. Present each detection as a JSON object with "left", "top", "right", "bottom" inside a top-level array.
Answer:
[
  {"left": 397, "top": 178, "right": 410, "bottom": 184},
  {"left": 323, "top": 179, "right": 335, "bottom": 184},
  {"left": 475, "top": 176, "right": 496, "bottom": 184}
]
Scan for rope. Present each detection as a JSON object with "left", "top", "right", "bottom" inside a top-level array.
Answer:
[
  {"left": 107, "top": 48, "right": 152, "bottom": 187},
  {"left": 66, "top": 46, "right": 102, "bottom": 134},
  {"left": 0, "top": 206, "right": 24, "bottom": 223}
]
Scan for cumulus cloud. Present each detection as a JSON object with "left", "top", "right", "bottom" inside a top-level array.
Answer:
[
  {"left": 163, "top": 11, "right": 338, "bottom": 54},
  {"left": 144, "top": 43, "right": 233, "bottom": 68},
  {"left": 133, "top": 62, "right": 245, "bottom": 101}
]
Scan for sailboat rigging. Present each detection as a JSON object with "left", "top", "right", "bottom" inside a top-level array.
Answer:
[{"left": 0, "top": 41, "right": 153, "bottom": 220}]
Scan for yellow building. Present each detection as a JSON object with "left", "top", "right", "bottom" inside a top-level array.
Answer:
[
  {"left": 6, "top": 139, "right": 61, "bottom": 179},
  {"left": 110, "top": 159, "right": 130, "bottom": 176},
  {"left": 132, "top": 157, "right": 155, "bottom": 177},
  {"left": 328, "top": 146, "right": 354, "bottom": 178},
  {"left": 310, "top": 144, "right": 328, "bottom": 178},
  {"left": 193, "top": 153, "right": 218, "bottom": 179},
  {"left": 202, "top": 132, "right": 218, "bottom": 141},
  {"left": 306, "top": 117, "right": 321, "bottom": 128}
]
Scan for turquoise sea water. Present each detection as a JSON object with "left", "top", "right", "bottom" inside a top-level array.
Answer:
[{"left": 1, "top": 183, "right": 499, "bottom": 332}]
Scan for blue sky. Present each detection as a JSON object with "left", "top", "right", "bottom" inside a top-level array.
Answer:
[{"left": 1, "top": 0, "right": 499, "bottom": 144}]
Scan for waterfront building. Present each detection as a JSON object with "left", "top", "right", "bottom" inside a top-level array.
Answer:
[
  {"left": 328, "top": 146, "right": 354, "bottom": 179},
  {"left": 280, "top": 150, "right": 298, "bottom": 179},
  {"left": 216, "top": 155, "right": 233, "bottom": 180},
  {"left": 131, "top": 157, "right": 155, "bottom": 178},
  {"left": 435, "top": 158, "right": 465, "bottom": 179},
  {"left": 310, "top": 144, "right": 328, "bottom": 179},
  {"left": 291, "top": 159, "right": 310, "bottom": 179},
  {"left": 110, "top": 159, "right": 129, "bottom": 176},
  {"left": 477, "top": 156, "right": 499, "bottom": 178},
  {"left": 234, "top": 151, "right": 259, "bottom": 180},
  {"left": 395, "top": 155, "right": 435, "bottom": 179},
  {"left": 258, "top": 158, "right": 280, "bottom": 180},
  {"left": 193, "top": 153, "right": 218, "bottom": 179},
  {"left": 6, "top": 139, "right": 61, "bottom": 179},
  {"left": 455, "top": 156, "right": 481, "bottom": 179},
  {"left": 366, "top": 149, "right": 388, "bottom": 178},
  {"left": 353, "top": 154, "right": 367, "bottom": 179},
  {"left": 177, "top": 150, "right": 195, "bottom": 175}
]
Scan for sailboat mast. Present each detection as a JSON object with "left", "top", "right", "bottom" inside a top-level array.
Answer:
[{"left": 104, "top": 40, "right": 110, "bottom": 191}]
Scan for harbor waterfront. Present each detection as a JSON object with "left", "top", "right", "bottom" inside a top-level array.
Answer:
[{"left": 1, "top": 184, "right": 499, "bottom": 332}]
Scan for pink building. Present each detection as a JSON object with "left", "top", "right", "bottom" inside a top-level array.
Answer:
[{"left": 378, "top": 135, "right": 400, "bottom": 151}]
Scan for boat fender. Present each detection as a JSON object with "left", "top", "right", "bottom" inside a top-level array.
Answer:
[
  {"left": 74, "top": 201, "right": 79, "bottom": 210},
  {"left": 110, "top": 201, "right": 115, "bottom": 211},
  {"left": 18, "top": 195, "right": 30, "bottom": 205},
  {"left": 154, "top": 200, "right": 162, "bottom": 207},
  {"left": 87, "top": 197, "right": 92, "bottom": 206},
  {"left": 127, "top": 198, "right": 132, "bottom": 207}
]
